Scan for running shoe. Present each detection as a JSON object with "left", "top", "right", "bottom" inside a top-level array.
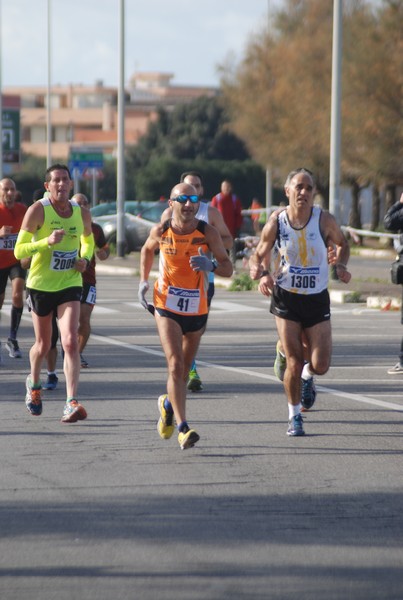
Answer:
[
  {"left": 273, "top": 340, "right": 286, "bottom": 381},
  {"left": 6, "top": 338, "right": 22, "bottom": 358},
  {"left": 43, "top": 373, "right": 59, "bottom": 390},
  {"left": 187, "top": 368, "right": 203, "bottom": 392},
  {"left": 178, "top": 428, "right": 200, "bottom": 450},
  {"left": 301, "top": 376, "right": 317, "bottom": 410},
  {"left": 157, "top": 394, "right": 175, "bottom": 439},
  {"left": 25, "top": 375, "right": 42, "bottom": 416},
  {"left": 61, "top": 400, "right": 87, "bottom": 423},
  {"left": 387, "top": 362, "right": 403, "bottom": 375},
  {"left": 287, "top": 414, "right": 305, "bottom": 437},
  {"left": 80, "top": 354, "right": 89, "bottom": 368}
]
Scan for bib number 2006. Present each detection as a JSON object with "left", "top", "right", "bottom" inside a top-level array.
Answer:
[{"left": 51, "top": 250, "right": 78, "bottom": 271}]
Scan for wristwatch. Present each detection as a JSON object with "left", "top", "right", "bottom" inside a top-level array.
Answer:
[{"left": 211, "top": 259, "right": 218, "bottom": 272}]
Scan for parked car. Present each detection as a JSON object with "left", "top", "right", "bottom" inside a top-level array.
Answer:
[
  {"left": 91, "top": 201, "right": 256, "bottom": 254},
  {"left": 91, "top": 200, "right": 169, "bottom": 252}
]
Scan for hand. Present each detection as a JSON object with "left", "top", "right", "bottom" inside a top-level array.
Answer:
[
  {"left": 48, "top": 229, "right": 65, "bottom": 246},
  {"left": 190, "top": 247, "right": 214, "bottom": 272},
  {"left": 249, "top": 259, "right": 263, "bottom": 280},
  {"left": 336, "top": 264, "right": 352, "bottom": 284},
  {"left": 74, "top": 258, "right": 89, "bottom": 273},
  {"left": 258, "top": 273, "right": 274, "bottom": 297},
  {"left": 138, "top": 280, "right": 150, "bottom": 310}
]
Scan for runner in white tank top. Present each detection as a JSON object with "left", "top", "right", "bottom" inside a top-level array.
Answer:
[{"left": 249, "top": 168, "right": 351, "bottom": 437}]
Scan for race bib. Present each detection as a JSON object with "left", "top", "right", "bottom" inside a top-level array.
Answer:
[
  {"left": 0, "top": 234, "right": 17, "bottom": 250},
  {"left": 50, "top": 250, "right": 78, "bottom": 271},
  {"left": 165, "top": 286, "right": 200, "bottom": 314},
  {"left": 289, "top": 266, "right": 319, "bottom": 290},
  {"left": 84, "top": 285, "right": 96, "bottom": 305}
]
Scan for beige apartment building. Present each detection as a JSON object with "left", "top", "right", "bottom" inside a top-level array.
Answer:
[{"left": 4, "top": 72, "right": 218, "bottom": 163}]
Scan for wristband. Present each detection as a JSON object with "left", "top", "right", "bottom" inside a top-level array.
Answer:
[
  {"left": 211, "top": 259, "right": 218, "bottom": 272},
  {"left": 261, "top": 270, "right": 270, "bottom": 277}
]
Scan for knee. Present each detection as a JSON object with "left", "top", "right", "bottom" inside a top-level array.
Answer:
[
  {"left": 287, "top": 356, "right": 305, "bottom": 379},
  {"left": 35, "top": 339, "right": 52, "bottom": 358},
  {"left": 311, "top": 357, "right": 330, "bottom": 376},
  {"left": 12, "top": 291, "right": 24, "bottom": 307},
  {"left": 61, "top": 333, "right": 79, "bottom": 354},
  {"left": 167, "top": 356, "right": 184, "bottom": 380}
]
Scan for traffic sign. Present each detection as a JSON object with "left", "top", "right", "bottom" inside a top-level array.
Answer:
[
  {"left": 82, "top": 167, "right": 104, "bottom": 180},
  {"left": 68, "top": 147, "right": 104, "bottom": 176},
  {"left": 2, "top": 108, "right": 20, "bottom": 163}
]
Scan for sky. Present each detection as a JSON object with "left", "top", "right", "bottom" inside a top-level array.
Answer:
[{"left": 1, "top": 0, "right": 276, "bottom": 89}]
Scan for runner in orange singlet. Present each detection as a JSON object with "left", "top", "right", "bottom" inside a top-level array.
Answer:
[{"left": 139, "top": 182, "right": 233, "bottom": 450}]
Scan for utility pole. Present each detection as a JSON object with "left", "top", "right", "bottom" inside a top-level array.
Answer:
[
  {"left": 0, "top": 0, "right": 3, "bottom": 178},
  {"left": 46, "top": 0, "right": 52, "bottom": 167},
  {"left": 116, "top": 0, "right": 126, "bottom": 258},
  {"left": 329, "top": 0, "right": 343, "bottom": 222}
]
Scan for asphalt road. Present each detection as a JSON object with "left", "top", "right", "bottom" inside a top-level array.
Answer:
[{"left": 1, "top": 270, "right": 403, "bottom": 600}]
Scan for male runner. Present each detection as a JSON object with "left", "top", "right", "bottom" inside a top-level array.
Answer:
[
  {"left": 15, "top": 164, "right": 94, "bottom": 422},
  {"left": 139, "top": 182, "right": 232, "bottom": 449}
]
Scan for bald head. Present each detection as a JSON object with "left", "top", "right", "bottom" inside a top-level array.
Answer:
[
  {"left": 72, "top": 193, "right": 90, "bottom": 208},
  {"left": 170, "top": 182, "right": 197, "bottom": 199},
  {"left": 0, "top": 178, "right": 17, "bottom": 208}
]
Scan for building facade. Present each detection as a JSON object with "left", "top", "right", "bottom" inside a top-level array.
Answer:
[{"left": 4, "top": 72, "right": 218, "bottom": 164}]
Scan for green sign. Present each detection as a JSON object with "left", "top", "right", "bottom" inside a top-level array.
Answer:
[
  {"left": 2, "top": 109, "right": 20, "bottom": 163},
  {"left": 69, "top": 148, "right": 104, "bottom": 175}
]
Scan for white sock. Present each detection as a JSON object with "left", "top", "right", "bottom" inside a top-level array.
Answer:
[
  {"left": 288, "top": 403, "right": 302, "bottom": 419},
  {"left": 301, "top": 362, "right": 313, "bottom": 380},
  {"left": 47, "top": 370, "right": 57, "bottom": 376}
]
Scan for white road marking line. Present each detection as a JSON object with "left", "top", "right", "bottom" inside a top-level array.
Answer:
[{"left": 90, "top": 334, "right": 403, "bottom": 413}]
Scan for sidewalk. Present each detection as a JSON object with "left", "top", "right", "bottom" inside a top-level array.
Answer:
[{"left": 97, "top": 247, "right": 401, "bottom": 307}]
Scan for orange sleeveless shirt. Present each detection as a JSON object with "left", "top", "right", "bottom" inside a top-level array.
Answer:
[{"left": 154, "top": 220, "right": 210, "bottom": 316}]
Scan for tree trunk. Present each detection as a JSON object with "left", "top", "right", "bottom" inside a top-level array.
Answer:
[
  {"left": 348, "top": 180, "right": 362, "bottom": 231},
  {"left": 371, "top": 184, "right": 380, "bottom": 231}
]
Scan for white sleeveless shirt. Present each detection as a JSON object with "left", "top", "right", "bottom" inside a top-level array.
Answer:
[
  {"left": 196, "top": 201, "right": 209, "bottom": 223},
  {"left": 275, "top": 205, "right": 328, "bottom": 294}
]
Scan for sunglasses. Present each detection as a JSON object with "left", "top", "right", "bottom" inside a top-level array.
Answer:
[{"left": 170, "top": 195, "right": 199, "bottom": 204}]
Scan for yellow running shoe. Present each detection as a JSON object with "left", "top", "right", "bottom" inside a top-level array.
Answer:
[
  {"left": 178, "top": 428, "right": 200, "bottom": 450},
  {"left": 157, "top": 394, "right": 175, "bottom": 440}
]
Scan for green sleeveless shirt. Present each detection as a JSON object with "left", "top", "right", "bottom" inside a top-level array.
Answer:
[{"left": 27, "top": 199, "right": 84, "bottom": 292}]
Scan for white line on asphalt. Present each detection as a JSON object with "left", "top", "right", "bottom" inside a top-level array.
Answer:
[{"left": 90, "top": 334, "right": 403, "bottom": 413}]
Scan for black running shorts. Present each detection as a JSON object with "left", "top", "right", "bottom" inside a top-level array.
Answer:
[
  {"left": 156, "top": 308, "right": 208, "bottom": 334},
  {"left": 270, "top": 285, "right": 331, "bottom": 328},
  {"left": 26, "top": 287, "right": 82, "bottom": 317}
]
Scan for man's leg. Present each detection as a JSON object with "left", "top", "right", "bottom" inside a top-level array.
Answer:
[
  {"left": 275, "top": 316, "right": 305, "bottom": 436},
  {"left": 300, "top": 320, "right": 332, "bottom": 410},
  {"left": 303, "top": 320, "right": 332, "bottom": 377},
  {"left": 29, "top": 312, "right": 54, "bottom": 385},
  {"left": 43, "top": 313, "right": 59, "bottom": 390},
  {"left": 57, "top": 301, "right": 81, "bottom": 400},
  {"left": 155, "top": 314, "right": 203, "bottom": 448},
  {"left": 58, "top": 300, "right": 87, "bottom": 423},
  {"left": 78, "top": 301, "right": 94, "bottom": 367},
  {"left": 7, "top": 276, "right": 25, "bottom": 358},
  {"left": 155, "top": 314, "right": 189, "bottom": 426},
  {"left": 25, "top": 311, "right": 53, "bottom": 416}
]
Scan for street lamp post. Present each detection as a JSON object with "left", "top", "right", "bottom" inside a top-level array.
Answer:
[
  {"left": 46, "top": 0, "right": 52, "bottom": 167},
  {"left": 329, "top": 0, "right": 343, "bottom": 223},
  {"left": 116, "top": 0, "right": 126, "bottom": 258},
  {"left": 0, "top": 0, "right": 3, "bottom": 178}
]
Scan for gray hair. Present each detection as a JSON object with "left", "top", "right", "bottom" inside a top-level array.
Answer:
[{"left": 285, "top": 168, "right": 314, "bottom": 187}]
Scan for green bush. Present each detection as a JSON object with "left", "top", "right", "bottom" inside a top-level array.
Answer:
[{"left": 228, "top": 273, "right": 259, "bottom": 291}]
